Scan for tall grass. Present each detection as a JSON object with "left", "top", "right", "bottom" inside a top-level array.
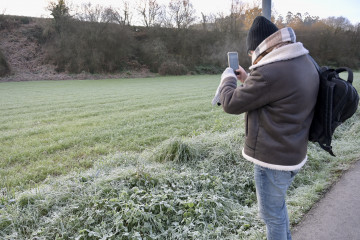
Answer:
[{"left": 0, "top": 73, "right": 360, "bottom": 239}]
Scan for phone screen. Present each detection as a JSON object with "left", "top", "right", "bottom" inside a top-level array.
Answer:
[{"left": 227, "top": 52, "right": 239, "bottom": 72}]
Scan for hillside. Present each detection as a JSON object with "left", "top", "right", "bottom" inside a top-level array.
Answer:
[
  {"left": 0, "top": 18, "right": 53, "bottom": 81},
  {"left": 0, "top": 16, "right": 154, "bottom": 82},
  {"left": 1, "top": 12, "right": 359, "bottom": 82}
]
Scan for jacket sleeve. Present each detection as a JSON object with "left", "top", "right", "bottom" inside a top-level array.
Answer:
[{"left": 219, "top": 69, "right": 271, "bottom": 114}]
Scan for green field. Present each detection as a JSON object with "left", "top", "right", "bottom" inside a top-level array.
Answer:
[
  {"left": 0, "top": 76, "right": 235, "bottom": 190},
  {"left": 1, "top": 74, "right": 360, "bottom": 239}
]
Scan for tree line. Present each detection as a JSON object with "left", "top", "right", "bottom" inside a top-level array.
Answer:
[{"left": 1, "top": 0, "right": 359, "bottom": 77}]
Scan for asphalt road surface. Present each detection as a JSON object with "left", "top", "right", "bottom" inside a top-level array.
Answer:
[{"left": 292, "top": 160, "right": 360, "bottom": 240}]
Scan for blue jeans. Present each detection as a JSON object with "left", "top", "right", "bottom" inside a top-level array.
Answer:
[{"left": 254, "top": 164, "right": 299, "bottom": 240}]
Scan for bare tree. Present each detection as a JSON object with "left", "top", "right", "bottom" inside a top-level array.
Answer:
[
  {"left": 325, "top": 16, "right": 352, "bottom": 33},
  {"left": 156, "top": 5, "right": 169, "bottom": 27},
  {"left": 168, "top": 0, "right": 196, "bottom": 29},
  {"left": 285, "top": 11, "right": 294, "bottom": 26},
  {"left": 303, "top": 12, "right": 319, "bottom": 26},
  {"left": 230, "top": 0, "right": 246, "bottom": 33},
  {"left": 101, "top": 7, "right": 123, "bottom": 24},
  {"left": 275, "top": 15, "right": 286, "bottom": 28},
  {"left": 213, "top": 12, "right": 229, "bottom": 33},
  {"left": 76, "top": 2, "right": 103, "bottom": 22},
  {"left": 137, "top": 0, "right": 162, "bottom": 27},
  {"left": 75, "top": 1, "right": 131, "bottom": 25},
  {"left": 122, "top": 0, "right": 132, "bottom": 25},
  {"left": 200, "top": 12, "right": 216, "bottom": 31},
  {"left": 201, "top": 12, "right": 207, "bottom": 30}
]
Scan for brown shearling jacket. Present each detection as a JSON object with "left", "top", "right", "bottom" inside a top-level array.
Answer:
[{"left": 220, "top": 54, "right": 319, "bottom": 170}]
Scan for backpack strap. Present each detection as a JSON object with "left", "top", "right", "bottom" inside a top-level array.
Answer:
[
  {"left": 309, "top": 55, "right": 320, "bottom": 72},
  {"left": 319, "top": 142, "right": 336, "bottom": 157},
  {"left": 335, "top": 67, "right": 353, "bottom": 84}
]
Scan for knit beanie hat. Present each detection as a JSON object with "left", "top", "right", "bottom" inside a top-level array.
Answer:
[{"left": 246, "top": 16, "right": 278, "bottom": 53}]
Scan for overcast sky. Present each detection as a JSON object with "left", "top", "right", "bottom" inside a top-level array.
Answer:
[{"left": 1, "top": 0, "right": 359, "bottom": 25}]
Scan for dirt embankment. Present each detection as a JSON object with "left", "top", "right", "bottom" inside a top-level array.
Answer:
[{"left": 0, "top": 18, "right": 154, "bottom": 82}]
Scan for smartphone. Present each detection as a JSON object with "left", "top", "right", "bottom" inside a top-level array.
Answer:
[{"left": 227, "top": 52, "right": 239, "bottom": 75}]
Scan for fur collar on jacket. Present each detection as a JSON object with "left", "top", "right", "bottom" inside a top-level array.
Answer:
[{"left": 249, "top": 27, "right": 309, "bottom": 70}]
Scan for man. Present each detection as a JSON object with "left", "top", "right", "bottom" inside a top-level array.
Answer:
[{"left": 212, "top": 16, "right": 319, "bottom": 239}]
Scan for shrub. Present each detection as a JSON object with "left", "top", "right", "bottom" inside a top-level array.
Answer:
[
  {"left": 158, "top": 61, "right": 188, "bottom": 76},
  {"left": 151, "top": 138, "right": 201, "bottom": 163},
  {"left": 0, "top": 15, "right": 20, "bottom": 31},
  {"left": 18, "top": 16, "right": 31, "bottom": 25},
  {"left": 194, "top": 65, "right": 223, "bottom": 74},
  {"left": 46, "top": 21, "right": 134, "bottom": 73},
  {"left": 0, "top": 51, "right": 11, "bottom": 77},
  {"left": 138, "top": 38, "right": 169, "bottom": 72}
]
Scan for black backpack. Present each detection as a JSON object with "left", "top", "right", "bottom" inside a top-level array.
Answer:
[{"left": 309, "top": 57, "right": 359, "bottom": 156}]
